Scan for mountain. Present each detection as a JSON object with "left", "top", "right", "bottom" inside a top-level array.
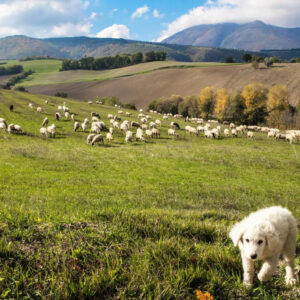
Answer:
[
  {"left": 0, "top": 35, "right": 257, "bottom": 62},
  {"left": 162, "top": 21, "right": 300, "bottom": 51}
]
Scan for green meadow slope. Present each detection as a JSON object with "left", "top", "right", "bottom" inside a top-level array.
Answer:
[{"left": 0, "top": 89, "right": 299, "bottom": 299}]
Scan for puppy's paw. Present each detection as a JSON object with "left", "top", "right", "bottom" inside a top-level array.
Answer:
[
  {"left": 285, "top": 276, "right": 297, "bottom": 286},
  {"left": 243, "top": 280, "right": 253, "bottom": 287},
  {"left": 258, "top": 272, "right": 268, "bottom": 282}
]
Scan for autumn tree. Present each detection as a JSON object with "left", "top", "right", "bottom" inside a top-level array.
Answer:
[
  {"left": 198, "top": 87, "right": 215, "bottom": 119},
  {"left": 267, "top": 85, "right": 289, "bottom": 127},
  {"left": 242, "top": 82, "right": 268, "bottom": 124},
  {"left": 215, "top": 88, "right": 229, "bottom": 120},
  {"left": 223, "top": 91, "right": 246, "bottom": 124},
  {"left": 178, "top": 95, "right": 199, "bottom": 117}
]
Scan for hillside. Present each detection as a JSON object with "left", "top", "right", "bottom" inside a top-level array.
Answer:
[
  {"left": 0, "top": 89, "right": 299, "bottom": 298},
  {"left": 163, "top": 21, "right": 300, "bottom": 51},
  {"left": 27, "top": 63, "right": 300, "bottom": 108}
]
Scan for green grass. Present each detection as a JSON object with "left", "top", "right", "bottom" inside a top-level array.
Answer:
[
  {"left": 0, "top": 89, "right": 299, "bottom": 299},
  {"left": 1, "top": 59, "right": 240, "bottom": 87}
]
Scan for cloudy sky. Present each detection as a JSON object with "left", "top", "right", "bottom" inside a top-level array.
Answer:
[{"left": 0, "top": 0, "right": 299, "bottom": 41}]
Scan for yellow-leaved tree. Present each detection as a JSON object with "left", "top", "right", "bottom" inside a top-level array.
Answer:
[
  {"left": 215, "top": 88, "right": 229, "bottom": 120},
  {"left": 198, "top": 87, "right": 215, "bottom": 119},
  {"left": 242, "top": 82, "right": 268, "bottom": 124},
  {"left": 267, "top": 85, "right": 289, "bottom": 127}
]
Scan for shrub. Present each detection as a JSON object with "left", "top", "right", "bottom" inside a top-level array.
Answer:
[{"left": 55, "top": 92, "right": 68, "bottom": 98}]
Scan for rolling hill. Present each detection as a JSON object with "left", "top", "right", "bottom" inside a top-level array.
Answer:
[
  {"left": 163, "top": 21, "right": 300, "bottom": 51},
  {"left": 26, "top": 63, "right": 300, "bottom": 108}
]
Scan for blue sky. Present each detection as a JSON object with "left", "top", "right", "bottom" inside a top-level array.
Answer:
[{"left": 0, "top": 0, "right": 299, "bottom": 41}]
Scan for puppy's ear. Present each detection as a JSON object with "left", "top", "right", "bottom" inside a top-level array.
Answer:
[{"left": 229, "top": 221, "right": 244, "bottom": 247}]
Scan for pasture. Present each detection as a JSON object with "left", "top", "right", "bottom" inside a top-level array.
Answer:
[{"left": 0, "top": 89, "right": 299, "bottom": 299}]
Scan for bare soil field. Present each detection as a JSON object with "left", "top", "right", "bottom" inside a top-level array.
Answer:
[{"left": 27, "top": 63, "right": 300, "bottom": 108}]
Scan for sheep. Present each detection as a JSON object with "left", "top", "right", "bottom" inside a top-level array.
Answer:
[
  {"left": 71, "top": 114, "right": 75, "bottom": 121},
  {"left": 163, "top": 115, "right": 168, "bottom": 120},
  {"left": 58, "top": 105, "right": 62, "bottom": 111},
  {"left": 40, "top": 127, "right": 48, "bottom": 138},
  {"left": 28, "top": 103, "right": 33, "bottom": 109},
  {"left": 125, "top": 131, "right": 134, "bottom": 143},
  {"left": 197, "top": 126, "right": 205, "bottom": 133},
  {"left": 230, "top": 122, "right": 236, "bottom": 129},
  {"left": 8, "top": 124, "right": 23, "bottom": 134},
  {"left": 120, "top": 122, "right": 129, "bottom": 132},
  {"left": 247, "top": 131, "right": 254, "bottom": 139},
  {"left": 168, "top": 129, "right": 178, "bottom": 137},
  {"left": 91, "top": 134, "right": 104, "bottom": 146},
  {"left": 55, "top": 112, "right": 61, "bottom": 121},
  {"left": 42, "top": 118, "right": 49, "bottom": 127},
  {"left": 286, "top": 134, "right": 294, "bottom": 144},
  {"left": 125, "top": 112, "right": 131, "bottom": 117},
  {"left": 92, "top": 116, "right": 99, "bottom": 123},
  {"left": 185, "top": 125, "right": 191, "bottom": 133},
  {"left": 131, "top": 121, "right": 140, "bottom": 128},
  {"left": 74, "top": 122, "right": 80, "bottom": 132},
  {"left": 91, "top": 112, "right": 100, "bottom": 118},
  {"left": 107, "top": 114, "right": 114, "bottom": 119},
  {"left": 152, "top": 128, "right": 160, "bottom": 138},
  {"left": 90, "top": 124, "right": 101, "bottom": 134},
  {"left": 118, "top": 110, "right": 124, "bottom": 114},
  {"left": 37, "top": 107, "right": 42, "bottom": 113},
  {"left": 114, "top": 115, "right": 121, "bottom": 121},
  {"left": 81, "top": 122, "right": 88, "bottom": 132},
  {"left": 145, "top": 129, "right": 153, "bottom": 138},
  {"left": 155, "top": 120, "right": 161, "bottom": 127},
  {"left": 45, "top": 100, "right": 48, "bottom": 105},
  {"left": 83, "top": 118, "right": 89, "bottom": 124},
  {"left": 211, "top": 128, "right": 220, "bottom": 138},
  {"left": 171, "top": 122, "right": 180, "bottom": 129},
  {"left": 0, "top": 122, "right": 7, "bottom": 131},
  {"left": 88, "top": 101, "right": 93, "bottom": 105},
  {"left": 268, "top": 131, "right": 276, "bottom": 138},
  {"left": 136, "top": 130, "right": 145, "bottom": 142},
  {"left": 9, "top": 105, "right": 14, "bottom": 112},
  {"left": 204, "top": 130, "right": 214, "bottom": 139},
  {"left": 224, "top": 128, "right": 230, "bottom": 137},
  {"left": 47, "top": 124, "right": 56, "bottom": 138},
  {"left": 229, "top": 206, "right": 297, "bottom": 287},
  {"left": 141, "top": 117, "right": 147, "bottom": 124},
  {"left": 188, "top": 127, "right": 198, "bottom": 136},
  {"left": 87, "top": 134, "right": 96, "bottom": 144},
  {"left": 275, "top": 133, "right": 286, "bottom": 140},
  {"left": 232, "top": 129, "right": 238, "bottom": 137},
  {"left": 93, "top": 121, "right": 107, "bottom": 131},
  {"left": 109, "top": 127, "right": 113, "bottom": 134},
  {"left": 106, "top": 132, "right": 114, "bottom": 143},
  {"left": 65, "top": 111, "right": 70, "bottom": 119},
  {"left": 141, "top": 124, "right": 148, "bottom": 130}
]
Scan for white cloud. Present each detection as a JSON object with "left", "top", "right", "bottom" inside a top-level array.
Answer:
[
  {"left": 153, "top": 9, "right": 164, "bottom": 19},
  {"left": 157, "top": 0, "right": 300, "bottom": 41},
  {"left": 89, "top": 12, "right": 102, "bottom": 20},
  {"left": 109, "top": 8, "right": 118, "bottom": 16},
  {"left": 0, "top": 0, "right": 92, "bottom": 38},
  {"left": 131, "top": 5, "right": 149, "bottom": 19},
  {"left": 96, "top": 24, "right": 130, "bottom": 39},
  {"left": 83, "top": 1, "right": 89, "bottom": 8}
]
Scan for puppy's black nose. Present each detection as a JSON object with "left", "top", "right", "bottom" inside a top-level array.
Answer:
[{"left": 251, "top": 254, "right": 257, "bottom": 259}]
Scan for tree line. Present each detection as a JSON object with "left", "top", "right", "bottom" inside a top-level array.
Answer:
[
  {"left": 60, "top": 51, "right": 167, "bottom": 71},
  {"left": 0, "top": 65, "right": 23, "bottom": 76},
  {"left": 148, "top": 83, "right": 300, "bottom": 129}
]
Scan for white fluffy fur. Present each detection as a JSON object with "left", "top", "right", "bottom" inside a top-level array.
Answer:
[{"left": 229, "top": 206, "right": 298, "bottom": 287}]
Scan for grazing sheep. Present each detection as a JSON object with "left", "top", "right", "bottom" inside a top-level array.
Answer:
[
  {"left": 230, "top": 122, "right": 236, "bottom": 129},
  {"left": 0, "top": 122, "right": 7, "bottom": 131},
  {"left": 83, "top": 118, "right": 89, "bottom": 124},
  {"left": 155, "top": 120, "right": 161, "bottom": 127},
  {"left": 204, "top": 130, "right": 215, "bottom": 139},
  {"left": 45, "top": 100, "right": 48, "bottom": 104},
  {"left": 145, "top": 129, "right": 153, "bottom": 138},
  {"left": 91, "top": 134, "right": 104, "bottom": 146},
  {"left": 40, "top": 127, "right": 48, "bottom": 138},
  {"left": 9, "top": 105, "right": 14, "bottom": 112},
  {"left": 81, "top": 122, "right": 88, "bottom": 132},
  {"left": 168, "top": 129, "right": 178, "bottom": 137},
  {"left": 125, "top": 112, "right": 131, "bottom": 117},
  {"left": 197, "top": 126, "right": 204, "bottom": 133},
  {"left": 211, "top": 128, "right": 220, "bottom": 138},
  {"left": 74, "top": 121, "right": 80, "bottom": 132},
  {"left": 152, "top": 128, "right": 160, "bottom": 138},
  {"left": 37, "top": 107, "right": 42, "bottom": 113},
  {"left": 58, "top": 105, "right": 62, "bottom": 111},
  {"left": 47, "top": 124, "right": 56, "bottom": 138},
  {"left": 131, "top": 121, "right": 140, "bottom": 128},
  {"left": 188, "top": 127, "right": 198, "bottom": 136},
  {"left": 171, "top": 122, "right": 180, "bottom": 129},
  {"left": 163, "top": 115, "right": 168, "bottom": 120},
  {"left": 136, "top": 130, "right": 145, "bottom": 142},
  {"left": 55, "top": 112, "right": 61, "bottom": 121},
  {"left": 87, "top": 134, "right": 96, "bottom": 144},
  {"left": 71, "top": 114, "right": 75, "bottom": 121},
  {"left": 141, "top": 124, "right": 148, "bottom": 130},
  {"left": 268, "top": 131, "right": 276, "bottom": 138},
  {"left": 113, "top": 121, "right": 119, "bottom": 129},
  {"left": 114, "top": 115, "right": 121, "bottom": 121},
  {"left": 65, "top": 111, "right": 70, "bottom": 119},
  {"left": 118, "top": 110, "right": 124, "bottom": 114},
  {"left": 286, "top": 134, "right": 294, "bottom": 144},
  {"left": 28, "top": 103, "right": 33, "bottom": 109},
  {"left": 8, "top": 124, "right": 23, "bottom": 134},
  {"left": 229, "top": 206, "right": 297, "bottom": 287},
  {"left": 91, "top": 112, "right": 100, "bottom": 118},
  {"left": 92, "top": 116, "right": 99, "bottom": 123},
  {"left": 141, "top": 117, "right": 147, "bottom": 124},
  {"left": 232, "top": 129, "right": 238, "bottom": 137},
  {"left": 224, "top": 128, "right": 230, "bottom": 137},
  {"left": 247, "top": 131, "right": 254, "bottom": 139},
  {"left": 90, "top": 124, "right": 101, "bottom": 134},
  {"left": 106, "top": 132, "right": 114, "bottom": 142},
  {"left": 107, "top": 114, "right": 114, "bottom": 119},
  {"left": 120, "top": 122, "right": 129, "bottom": 132},
  {"left": 125, "top": 131, "right": 134, "bottom": 143},
  {"left": 42, "top": 118, "right": 49, "bottom": 127},
  {"left": 88, "top": 101, "right": 93, "bottom": 105},
  {"left": 109, "top": 127, "right": 113, "bottom": 134},
  {"left": 275, "top": 133, "right": 286, "bottom": 140}
]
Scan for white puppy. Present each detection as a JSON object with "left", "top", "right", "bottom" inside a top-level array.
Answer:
[{"left": 230, "top": 206, "right": 298, "bottom": 287}]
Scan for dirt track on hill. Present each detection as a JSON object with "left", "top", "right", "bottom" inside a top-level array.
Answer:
[{"left": 27, "top": 64, "right": 300, "bottom": 109}]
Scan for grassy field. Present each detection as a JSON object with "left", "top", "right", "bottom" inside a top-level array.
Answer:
[
  {"left": 0, "top": 59, "right": 238, "bottom": 87},
  {"left": 0, "top": 89, "right": 299, "bottom": 299}
]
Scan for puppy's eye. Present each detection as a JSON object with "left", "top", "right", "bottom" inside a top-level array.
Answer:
[
  {"left": 245, "top": 239, "right": 249, "bottom": 243},
  {"left": 258, "top": 240, "right": 263, "bottom": 245}
]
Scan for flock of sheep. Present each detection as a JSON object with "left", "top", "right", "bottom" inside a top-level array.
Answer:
[{"left": 1, "top": 100, "right": 300, "bottom": 147}]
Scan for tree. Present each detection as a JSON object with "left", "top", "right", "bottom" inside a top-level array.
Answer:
[
  {"left": 223, "top": 91, "right": 246, "bottom": 123},
  {"left": 215, "top": 88, "right": 229, "bottom": 120},
  {"left": 267, "top": 85, "right": 289, "bottom": 127},
  {"left": 178, "top": 96, "right": 199, "bottom": 117},
  {"left": 242, "top": 53, "right": 252, "bottom": 63},
  {"left": 242, "top": 82, "right": 268, "bottom": 124},
  {"left": 225, "top": 56, "right": 235, "bottom": 63},
  {"left": 198, "top": 87, "right": 215, "bottom": 119},
  {"left": 132, "top": 52, "right": 143, "bottom": 64},
  {"left": 145, "top": 51, "right": 156, "bottom": 62}
]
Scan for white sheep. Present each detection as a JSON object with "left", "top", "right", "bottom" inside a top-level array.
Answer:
[
  {"left": 90, "top": 124, "right": 101, "bottom": 134},
  {"left": 145, "top": 129, "right": 153, "bottom": 138},
  {"left": 47, "top": 124, "right": 56, "bottom": 138},
  {"left": 42, "top": 118, "right": 49, "bottom": 127},
  {"left": 74, "top": 121, "right": 80, "bottom": 132},
  {"left": 224, "top": 128, "right": 230, "bottom": 137},
  {"left": 232, "top": 129, "right": 238, "bottom": 137},
  {"left": 65, "top": 111, "right": 70, "bottom": 119},
  {"left": 155, "top": 120, "right": 161, "bottom": 126},
  {"left": 87, "top": 134, "right": 96, "bottom": 144},
  {"left": 28, "top": 103, "right": 33, "bottom": 109},
  {"left": 37, "top": 107, "right": 43, "bottom": 113},
  {"left": 247, "top": 131, "right": 254, "bottom": 139},
  {"left": 152, "top": 128, "right": 160, "bottom": 138},
  {"left": 286, "top": 134, "right": 294, "bottom": 144},
  {"left": 168, "top": 129, "right": 178, "bottom": 137},
  {"left": 71, "top": 114, "right": 75, "bottom": 121},
  {"left": 40, "top": 127, "right": 48, "bottom": 138},
  {"left": 107, "top": 114, "right": 114, "bottom": 119},
  {"left": 109, "top": 127, "right": 113, "bottom": 134},
  {"left": 81, "top": 122, "right": 88, "bottom": 132},
  {"left": 91, "top": 134, "right": 104, "bottom": 146},
  {"left": 106, "top": 132, "right": 114, "bottom": 142},
  {"left": 125, "top": 131, "right": 134, "bottom": 143}
]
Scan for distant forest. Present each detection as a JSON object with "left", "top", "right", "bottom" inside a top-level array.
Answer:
[
  {"left": 60, "top": 51, "right": 167, "bottom": 71},
  {"left": 0, "top": 65, "right": 23, "bottom": 76}
]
